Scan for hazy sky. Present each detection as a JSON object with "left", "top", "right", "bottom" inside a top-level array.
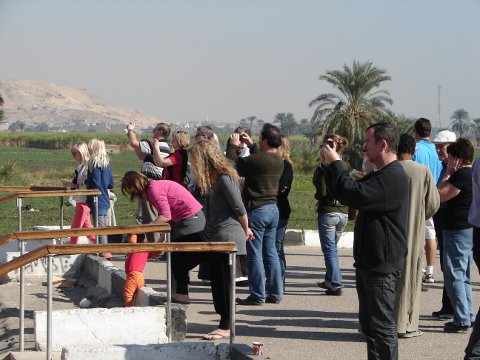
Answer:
[{"left": 1, "top": 0, "right": 479, "bottom": 127}]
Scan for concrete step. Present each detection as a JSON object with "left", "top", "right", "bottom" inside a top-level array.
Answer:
[{"left": 5, "top": 351, "right": 61, "bottom": 360}]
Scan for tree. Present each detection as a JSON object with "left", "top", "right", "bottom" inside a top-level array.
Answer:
[
  {"left": 8, "top": 120, "right": 26, "bottom": 132},
  {"left": 298, "top": 117, "right": 321, "bottom": 146},
  {"left": 256, "top": 118, "right": 264, "bottom": 131},
  {"left": 309, "top": 60, "right": 393, "bottom": 145},
  {"left": 450, "top": 109, "right": 472, "bottom": 138},
  {"left": 473, "top": 118, "right": 480, "bottom": 147},
  {"left": 0, "top": 94, "right": 4, "bottom": 123},
  {"left": 274, "top": 112, "right": 297, "bottom": 136},
  {"left": 246, "top": 116, "right": 257, "bottom": 131}
]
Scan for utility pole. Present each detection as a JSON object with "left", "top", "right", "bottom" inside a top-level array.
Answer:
[{"left": 437, "top": 85, "right": 442, "bottom": 129}]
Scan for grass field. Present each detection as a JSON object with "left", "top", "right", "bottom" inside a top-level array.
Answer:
[{"left": 0, "top": 146, "right": 320, "bottom": 234}]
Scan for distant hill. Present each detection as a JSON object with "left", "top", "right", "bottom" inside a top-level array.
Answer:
[{"left": 0, "top": 79, "right": 164, "bottom": 132}]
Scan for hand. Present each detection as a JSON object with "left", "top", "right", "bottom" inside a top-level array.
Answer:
[
  {"left": 446, "top": 156, "right": 461, "bottom": 175},
  {"left": 230, "top": 133, "right": 241, "bottom": 146},
  {"left": 240, "top": 133, "right": 253, "bottom": 146},
  {"left": 62, "top": 179, "right": 69, "bottom": 187},
  {"left": 320, "top": 143, "right": 340, "bottom": 165},
  {"left": 126, "top": 122, "right": 135, "bottom": 131},
  {"left": 246, "top": 228, "right": 254, "bottom": 241},
  {"left": 152, "top": 138, "right": 160, "bottom": 150}
]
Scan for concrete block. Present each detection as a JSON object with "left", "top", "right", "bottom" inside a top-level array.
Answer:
[
  {"left": 304, "top": 230, "right": 319, "bottom": 247},
  {"left": 61, "top": 342, "right": 259, "bottom": 360},
  {"left": 284, "top": 230, "right": 303, "bottom": 246},
  {"left": 3, "top": 253, "right": 83, "bottom": 281},
  {"left": 97, "top": 262, "right": 116, "bottom": 294},
  {"left": 110, "top": 265, "right": 127, "bottom": 299},
  {"left": 34, "top": 307, "right": 168, "bottom": 352},
  {"left": 338, "top": 232, "right": 354, "bottom": 249}
]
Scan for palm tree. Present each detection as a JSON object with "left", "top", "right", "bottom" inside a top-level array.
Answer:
[
  {"left": 309, "top": 60, "right": 393, "bottom": 144},
  {"left": 274, "top": 112, "right": 297, "bottom": 136},
  {"left": 472, "top": 118, "right": 480, "bottom": 146},
  {"left": 450, "top": 109, "right": 472, "bottom": 138},
  {"left": 246, "top": 116, "right": 257, "bottom": 131},
  {"left": 0, "top": 94, "right": 4, "bottom": 123}
]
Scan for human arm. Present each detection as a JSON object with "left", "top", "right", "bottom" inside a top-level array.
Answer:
[
  {"left": 152, "top": 139, "right": 173, "bottom": 168},
  {"left": 425, "top": 168, "right": 441, "bottom": 219},
  {"left": 126, "top": 123, "right": 146, "bottom": 161},
  {"left": 237, "top": 213, "right": 254, "bottom": 241},
  {"left": 278, "top": 161, "right": 293, "bottom": 198}
]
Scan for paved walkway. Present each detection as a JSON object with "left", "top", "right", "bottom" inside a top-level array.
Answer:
[{"left": 1, "top": 246, "right": 479, "bottom": 359}]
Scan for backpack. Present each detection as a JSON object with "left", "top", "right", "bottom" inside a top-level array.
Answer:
[{"left": 140, "top": 139, "right": 165, "bottom": 180}]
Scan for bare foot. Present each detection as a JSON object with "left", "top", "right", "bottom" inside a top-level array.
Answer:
[
  {"left": 172, "top": 293, "right": 190, "bottom": 304},
  {"left": 202, "top": 329, "right": 230, "bottom": 340}
]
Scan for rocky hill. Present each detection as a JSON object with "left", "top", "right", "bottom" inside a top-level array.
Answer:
[{"left": 0, "top": 79, "right": 164, "bottom": 132}]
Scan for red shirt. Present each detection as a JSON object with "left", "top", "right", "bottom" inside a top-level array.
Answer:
[{"left": 162, "top": 149, "right": 185, "bottom": 184}]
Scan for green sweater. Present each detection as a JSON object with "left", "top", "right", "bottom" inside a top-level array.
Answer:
[
  {"left": 312, "top": 161, "right": 350, "bottom": 214},
  {"left": 226, "top": 143, "right": 284, "bottom": 211}
]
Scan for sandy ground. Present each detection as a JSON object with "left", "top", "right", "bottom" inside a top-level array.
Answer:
[{"left": 1, "top": 247, "right": 479, "bottom": 360}]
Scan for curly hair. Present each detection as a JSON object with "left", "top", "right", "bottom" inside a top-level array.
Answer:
[
  {"left": 322, "top": 133, "right": 349, "bottom": 154},
  {"left": 189, "top": 140, "right": 239, "bottom": 195}
]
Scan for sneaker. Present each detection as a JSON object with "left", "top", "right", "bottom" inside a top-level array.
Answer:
[
  {"left": 432, "top": 309, "right": 454, "bottom": 320},
  {"left": 236, "top": 297, "right": 263, "bottom": 306},
  {"left": 423, "top": 274, "right": 435, "bottom": 283},
  {"left": 444, "top": 321, "right": 469, "bottom": 333},
  {"left": 398, "top": 330, "right": 423, "bottom": 338},
  {"left": 325, "top": 288, "right": 343, "bottom": 296},
  {"left": 265, "top": 296, "right": 281, "bottom": 304}
]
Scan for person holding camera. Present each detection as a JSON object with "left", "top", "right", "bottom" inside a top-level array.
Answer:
[{"left": 313, "top": 134, "right": 350, "bottom": 296}]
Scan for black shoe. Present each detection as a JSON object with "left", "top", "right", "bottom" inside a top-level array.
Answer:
[
  {"left": 265, "top": 296, "right": 281, "bottom": 304},
  {"left": 236, "top": 280, "right": 249, "bottom": 287},
  {"left": 432, "top": 309, "right": 454, "bottom": 320},
  {"left": 444, "top": 321, "right": 469, "bottom": 333},
  {"left": 236, "top": 297, "right": 263, "bottom": 306},
  {"left": 325, "top": 288, "right": 343, "bottom": 296},
  {"left": 317, "top": 281, "right": 330, "bottom": 290}
]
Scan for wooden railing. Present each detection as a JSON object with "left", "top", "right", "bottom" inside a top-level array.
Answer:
[{"left": 0, "top": 224, "right": 238, "bottom": 359}]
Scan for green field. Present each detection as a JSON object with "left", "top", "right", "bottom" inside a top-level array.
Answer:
[{"left": 0, "top": 146, "right": 319, "bottom": 234}]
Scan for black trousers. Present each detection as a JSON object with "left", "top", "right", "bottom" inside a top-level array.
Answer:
[
  {"left": 465, "top": 306, "right": 480, "bottom": 359},
  {"left": 173, "top": 244, "right": 232, "bottom": 330},
  {"left": 356, "top": 268, "right": 400, "bottom": 360}
]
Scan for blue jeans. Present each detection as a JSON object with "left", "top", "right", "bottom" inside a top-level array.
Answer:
[
  {"left": 443, "top": 228, "right": 474, "bottom": 326},
  {"left": 356, "top": 269, "right": 400, "bottom": 360},
  {"left": 247, "top": 204, "right": 282, "bottom": 302},
  {"left": 275, "top": 218, "right": 288, "bottom": 290},
  {"left": 318, "top": 212, "right": 348, "bottom": 289}
]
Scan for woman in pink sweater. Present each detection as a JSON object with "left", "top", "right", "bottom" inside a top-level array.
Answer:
[{"left": 121, "top": 171, "right": 205, "bottom": 304}]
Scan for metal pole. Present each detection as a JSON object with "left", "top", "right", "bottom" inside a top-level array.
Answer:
[
  {"left": 166, "top": 232, "right": 172, "bottom": 343},
  {"left": 17, "top": 198, "right": 25, "bottom": 351},
  {"left": 94, "top": 196, "right": 99, "bottom": 244},
  {"left": 229, "top": 252, "right": 236, "bottom": 343},
  {"left": 47, "top": 255, "right": 53, "bottom": 360},
  {"left": 60, "top": 197, "right": 64, "bottom": 230}
]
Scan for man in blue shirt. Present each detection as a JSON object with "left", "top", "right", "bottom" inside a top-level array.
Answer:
[{"left": 413, "top": 118, "right": 442, "bottom": 283}]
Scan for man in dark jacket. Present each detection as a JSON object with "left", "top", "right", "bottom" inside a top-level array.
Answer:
[{"left": 321, "top": 122, "right": 409, "bottom": 360}]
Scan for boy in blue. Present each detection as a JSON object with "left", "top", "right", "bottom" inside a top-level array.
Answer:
[{"left": 413, "top": 118, "right": 442, "bottom": 283}]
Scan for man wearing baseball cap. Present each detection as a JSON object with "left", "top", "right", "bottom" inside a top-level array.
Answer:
[{"left": 431, "top": 129, "right": 457, "bottom": 320}]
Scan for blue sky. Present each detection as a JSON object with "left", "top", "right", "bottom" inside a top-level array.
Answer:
[{"left": 1, "top": 0, "right": 479, "bottom": 127}]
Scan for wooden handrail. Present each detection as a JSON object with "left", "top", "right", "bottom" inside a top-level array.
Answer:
[
  {"left": 0, "top": 242, "right": 237, "bottom": 277},
  {"left": 0, "top": 189, "right": 102, "bottom": 206},
  {"left": 0, "top": 186, "right": 67, "bottom": 192},
  {"left": 0, "top": 224, "right": 171, "bottom": 247}
]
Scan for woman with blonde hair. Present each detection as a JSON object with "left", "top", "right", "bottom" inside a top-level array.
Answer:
[
  {"left": 187, "top": 140, "right": 253, "bottom": 340},
  {"left": 153, "top": 130, "right": 190, "bottom": 185},
  {"left": 313, "top": 133, "right": 350, "bottom": 296},
  {"left": 62, "top": 142, "right": 96, "bottom": 244},
  {"left": 275, "top": 135, "right": 293, "bottom": 290},
  {"left": 86, "top": 138, "right": 114, "bottom": 258}
]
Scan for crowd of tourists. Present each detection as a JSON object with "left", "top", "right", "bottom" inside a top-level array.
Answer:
[{"left": 62, "top": 118, "right": 480, "bottom": 359}]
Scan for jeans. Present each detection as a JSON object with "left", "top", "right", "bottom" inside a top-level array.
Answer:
[
  {"left": 275, "top": 217, "right": 288, "bottom": 290},
  {"left": 356, "top": 268, "right": 400, "bottom": 360},
  {"left": 247, "top": 204, "right": 283, "bottom": 302},
  {"left": 318, "top": 212, "right": 348, "bottom": 289},
  {"left": 465, "top": 306, "right": 480, "bottom": 359},
  {"left": 443, "top": 228, "right": 474, "bottom": 326}
]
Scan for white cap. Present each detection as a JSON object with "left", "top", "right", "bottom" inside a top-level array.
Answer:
[{"left": 432, "top": 130, "right": 456, "bottom": 144}]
